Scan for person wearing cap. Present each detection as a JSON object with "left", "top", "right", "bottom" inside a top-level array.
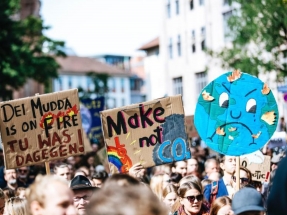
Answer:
[
  {"left": 232, "top": 187, "right": 265, "bottom": 215},
  {"left": 70, "top": 175, "right": 96, "bottom": 215}
]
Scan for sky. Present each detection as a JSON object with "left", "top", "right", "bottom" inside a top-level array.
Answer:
[{"left": 41, "top": 0, "right": 162, "bottom": 57}]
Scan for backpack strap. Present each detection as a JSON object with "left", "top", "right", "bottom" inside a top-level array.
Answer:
[{"left": 210, "top": 180, "right": 218, "bottom": 204}]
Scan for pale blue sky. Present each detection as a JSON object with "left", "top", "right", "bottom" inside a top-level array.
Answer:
[{"left": 41, "top": 0, "right": 161, "bottom": 56}]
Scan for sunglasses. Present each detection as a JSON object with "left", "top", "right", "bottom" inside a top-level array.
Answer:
[
  {"left": 184, "top": 194, "right": 203, "bottom": 203},
  {"left": 19, "top": 170, "right": 27, "bottom": 173},
  {"left": 232, "top": 176, "right": 249, "bottom": 183}
]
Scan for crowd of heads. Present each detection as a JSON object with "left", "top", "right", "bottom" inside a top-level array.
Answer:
[{"left": 0, "top": 141, "right": 284, "bottom": 215}]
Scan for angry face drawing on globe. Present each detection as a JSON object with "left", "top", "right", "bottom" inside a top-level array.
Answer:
[{"left": 194, "top": 70, "right": 278, "bottom": 156}]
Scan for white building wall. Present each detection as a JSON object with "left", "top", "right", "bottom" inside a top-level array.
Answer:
[{"left": 53, "top": 75, "right": 131, "bottom": 109}]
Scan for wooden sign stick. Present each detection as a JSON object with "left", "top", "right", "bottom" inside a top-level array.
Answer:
[
  {"left": 45, "top": 162, "right": 51, "bottom": 175},
  {"left": 236, "top": 156, "right": 240, "bottom": 191}
]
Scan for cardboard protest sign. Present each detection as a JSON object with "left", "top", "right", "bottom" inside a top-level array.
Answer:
[
  {"left": 185, "top": 115, "right": 199, "bottom": 139},
  {"left": 240, "top": 151, "right": 271, "bottom": 182},
  {"left": 101, "top": 95, "right": 191, "bottom": 173},
  {"left": 0, "top": 89, "right": 84, "bottom": 169},
  {"left": 194, "top": 70, "right": 278, "bottom": 156},
  {"left": 80, "top": 97, "right": 105, "bottom": 140}
]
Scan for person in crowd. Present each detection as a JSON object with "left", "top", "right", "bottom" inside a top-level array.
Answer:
[
  {"left": 208, "top": 172, "right": 221, "bottom": 181},
  {"left": 70, "top": 175, "right": 96, "bottom": 215},
  {"left": 168, "top": 173, "right": 182, "bottom": 187},
  {"left": 171, "top": 161, "right": 187, "bottom": 177},
  {"left": 210, "top": 196, "right": 234, "bottom": 215},
  {"left": 270, "top": 154, "right": 282, "bottom": 171},
  {"left": 162, "top": 184, "right": 178, "bottom": 214},
  {"left": 187, "top": 158, "right": 200, "bottom": 178},
  {"left": 4, "top": 169, "right": 24, "bottom": 190},
  {"left": 162, "top": 173, "right": 171, "bottom": 189},
  {"left": 4, "top": 197, "right": 28, "bottom": 215},
  {"left": 26, "top": 175, "right": 76, "bottom": 215},
  {"left": 53, "top": 163, "right": 71, "bottom": 181},
  {"left": 204, "top": 158, "right": 220, "bottom": 179},
  {"left": 150, "top": 174, "right": 165, "bottom": 199},
  {"left": 86, "top": 183, "right": 167, "bottom": 215},
  {"left": 0, "top": 189, "right": 5, "bottom": 215},
  {"left": 232, "top": 187, "right": 265, "bottom": 215},
  {"left": 17, "top": 166, "right": 33, "bottom": 187},
  {"left": 204, "top": 156, "right": 236, "bottom": 203},
  {"left": 102, "top": 173, "right": 141, "bottom": 188},
  {"left": 267, "top": 155, "right": 287, "bottom": 214},
  {"left": 279, "top": 116, "right": 287, "bottom": 132},
  {"left": 231, "top": 166, "right": 252, "bottom": 189},
  {"left": 173, "top": 181, "right": 209, "bottom": 215},
  {"left": 2, "top": 188, "right": 15, "bottom": 200},
  {"left": 15, "top": 187, "right": 26, "bottom": 199},
  {"left": 91, "top": 171, "right": 108, "bottom": 188},
  {"left": 74, "top": 169, "right": 88, "bottom": 178},
  {"left": 201, "top": 179, "right": 212, "bottom": 190}
]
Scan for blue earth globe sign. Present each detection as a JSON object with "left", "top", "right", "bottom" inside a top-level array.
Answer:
[{"left": 194, "top": 70, "right": 279, "bottom": 156}]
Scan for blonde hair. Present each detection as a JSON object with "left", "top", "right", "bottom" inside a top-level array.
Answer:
[
  {"left": 150, "top": 174, "right": 164, "bottom": 199},
  {"left": 162, "top": 184, "right": 178, "bottom": 200},
  {"left": 209, "top": 196, "right": 232, "bottom": 215},
  {"left": 26, "top": 175, "right": 68, "bottom": 207},
  {"left": 5, "top": 197, "right": 28, "bottom": 215}
]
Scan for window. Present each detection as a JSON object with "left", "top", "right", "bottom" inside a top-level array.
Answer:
[
  {"left": 190, "top": 0, "right": 194, "bottom": 10},
  {"left": 191, "top": 30, "right": 196, "bottom": 53},
  {"left": 175, "top": 0, "right": 179, "bottom": 15},
  {"left": 223, "top": 11, "right": 233, "bottom": 42},
  {"left": 199, "top": 0, "right": 204, "bottom": 5},
  {"left": 169, "top": 38, "right": 173, "bottom": 59},
  {"left": 173, "top": 77, "right": 183, "bottom": 96},
  {"left": 122, "top": 98, "right": 125, "bottom": 106},
  {"left": 223, "top": 0, "right": 229, "bottom": 5},
  {"left": 167, "top": 0, "right": 171, "bottom": 18},
  {"left": 121, "top": 78, "right": 125, "bottom": 92},
  {"left": 201, "top": 27, "right": 206, "bottom": 50},
  {"left": 195, "top": 72, "right": 207, "bottom": 95},
  {"left": 68, "top": 77, "right": 72, "bottom": 88},
  {"left": 58, "top": 77, "right": 63, "bottom": 90},
  {"left": 109, "top": 78, "right": 116, "bottom": 92},
  {"left": 107, "top": 98, "right": 116, "bottom": 109},
  {"left": 87, "top": 77, "right": 93, "bottom": 92},
  {"left": 177, "top": 35, "right": 181, "bottom": 56}
]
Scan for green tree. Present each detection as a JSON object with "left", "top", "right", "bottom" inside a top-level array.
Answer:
[
  {"left": 209, "top": 0, "right": 287, "bottom": 79},
  {"left": 0, "top": 0, "right": 65, "bottom": 101}
]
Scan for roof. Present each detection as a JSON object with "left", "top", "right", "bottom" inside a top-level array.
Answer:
[
  {"left": 56, "top": 56, "right": 130, "bottom": 76},
  {"left": 138, "top": 37, "right": 159, "bottom": 50}
]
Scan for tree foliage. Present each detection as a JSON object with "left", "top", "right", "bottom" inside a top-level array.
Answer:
[
  {"left": 0, "top": 0, "right": 65, "bottom": 101},
  {"left": 209, "top": 0, "right": 287, "bottom": 79}
]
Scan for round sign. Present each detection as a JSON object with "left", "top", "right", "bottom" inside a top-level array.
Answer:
[{"left": 194, "top": 70, "right": 278, "bottom": 156}]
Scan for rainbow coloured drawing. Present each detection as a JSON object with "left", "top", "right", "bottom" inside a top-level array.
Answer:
[{"left": 107, "top": 146, "right": 132, "bottom": 173}]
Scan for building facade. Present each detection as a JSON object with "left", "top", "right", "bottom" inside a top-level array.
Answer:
[{"left": 53, "top": 56, "right": 131, "bottom": 109}]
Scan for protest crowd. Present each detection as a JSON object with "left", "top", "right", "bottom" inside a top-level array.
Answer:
[
  {"left": 0, "top": 139, "right": 285, "bottom": 215},
  {"left": 0, "top": 72, "right": 286, "bottom": 215}
]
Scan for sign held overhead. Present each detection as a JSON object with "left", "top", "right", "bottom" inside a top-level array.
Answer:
[
  {"left": 101, "top": 95, "right": 191, "bottom": 173},
  {"left": 0, "top": 89, "right": 84, "bottom": 169}
]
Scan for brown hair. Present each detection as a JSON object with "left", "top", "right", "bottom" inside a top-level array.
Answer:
[
  {"left": 162, "top": 184, "right": 178, "bottom": 200},
  {"left": 209, "top": 196, "right": 232, "bottom": 215},
  {"left": 240, "top": 166, "right": 253, "bottom": 183},
  {"left": 179, "top": 175, "right": 202, "bottom": 191},
  {"left": 171, "top": 181, "right": 203, "bottom": 213},
  {"left": 15, "top": 187, "right": 26, "bottom": 197},
  {"left": 177, "top": 181, "right": 202, "bottom": 198},
  {"left": 86, "top": 184, "right": 167, "bottom": 215}
]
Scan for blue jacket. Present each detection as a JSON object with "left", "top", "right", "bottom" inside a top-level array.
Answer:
[{"left": 204, "top": 178, "right": 229, "bottom": 204}]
